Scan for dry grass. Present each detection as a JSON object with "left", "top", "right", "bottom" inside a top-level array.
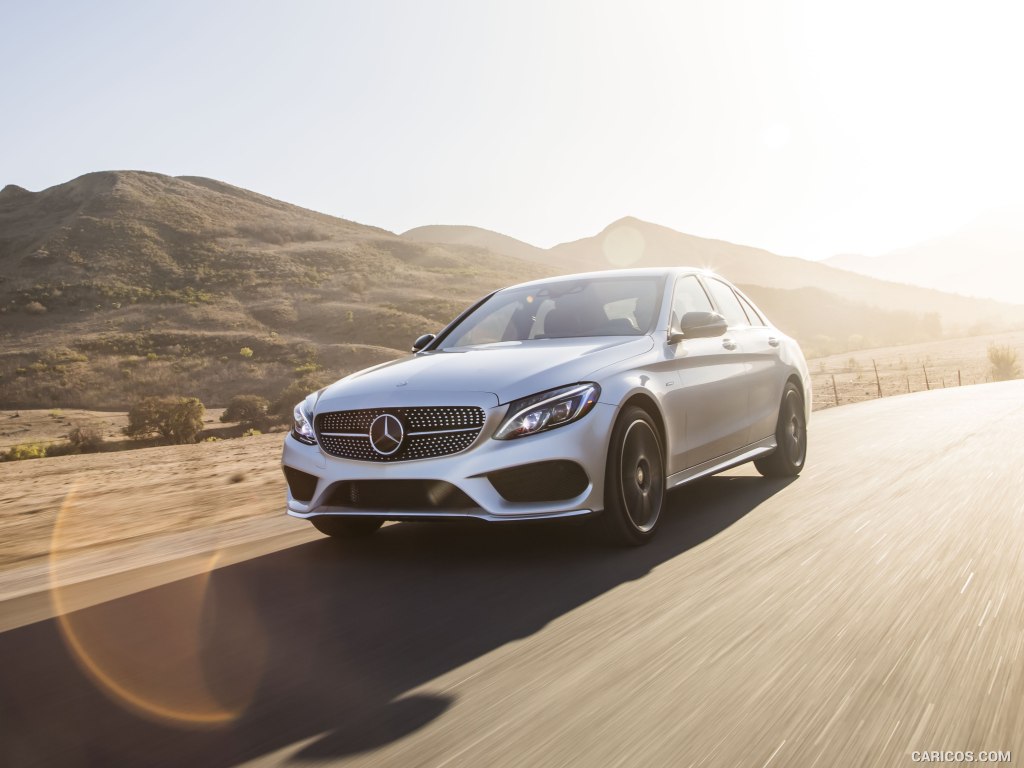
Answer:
[{"left": 0, "top": 407, "right": 231, "bottom": 453}]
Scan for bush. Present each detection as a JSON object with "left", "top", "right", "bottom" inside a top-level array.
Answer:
[
  {"left": 4, "top": 443, "right": 47, "bottom": 461},
  {"left": 272, "top": 376, "right": 329, "bottom": 420},
  {"left": 126, "top": 396, "right": 206, "bottom": 444},
  {"left": 988, "top": 345, "right": 1021, "bottom": 382},
  {"left": 67, "top": 426, "right": 104, "bottom": 453},
  {"left": 25, "top": 301, "right": 47, "bottom": 315},
  {"left": 44, "top": 441, "right": 80, "bottom": 457},
  {"left": 239, "top": 347, "right": 254, "bottom": 358},
  {"left": 220, "top": 395, "right": 270, "bottom": 428}
]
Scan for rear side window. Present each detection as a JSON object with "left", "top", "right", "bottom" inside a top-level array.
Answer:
[
  {"left": 671, "top": 275, "right": 714, "bottom": 326},
  {"left": 736, "top": 292, "right": 766, "bottom": 326},
  {"left": 703, "top": 278, "right": 749, "bottom": 327}
]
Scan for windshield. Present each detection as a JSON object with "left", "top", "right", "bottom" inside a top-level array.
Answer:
[{"left": 436, "top": 276, "right": 664, "bottom": 349}]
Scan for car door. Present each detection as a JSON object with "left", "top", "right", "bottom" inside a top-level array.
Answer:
[
  {"left": 731, "top": 287, "right": 784, "bottom": 442},
  {"left": 700, "top": 276, "right": 784, "bottom": 447},
  {"left": 661, "top": 274, "right": 750, "bottom": 474}
]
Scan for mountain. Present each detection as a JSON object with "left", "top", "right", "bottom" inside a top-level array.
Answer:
[
  {"left": 825, "top": 209, "right": 1024, "bottom": 305},
  {"left": 403, "top": 224, "right": 545, "bottom": 264},
  {"left": 404, "top": 216, "right": 1024, "bottom": 340},
  {"left": 0, "top": 171, "right": 553, "bottom": 409},
  {"left": 2, "top": 171, "right": 1022, "bottom": 411}
]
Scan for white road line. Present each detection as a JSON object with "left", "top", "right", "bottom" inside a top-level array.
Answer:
[
  {"left": 960, "top": 572, "right": 974, "bottom": 594},
  {"left": 877, "top": 720, "right": 901, "bottom": 767},
  {"left": 761, "top": 740, "right": 786, "bottom": 768},
  {"left": 978, "top": 600, "right": 992, "bottom": 628},
  {"left": 989, "top": 656, "right": 1002, "bottom": 696}
]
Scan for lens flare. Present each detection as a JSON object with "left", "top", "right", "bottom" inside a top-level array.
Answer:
[
  {"left": 602, "top": 224, "right": 645, "bottom": 267},
  {"left": 48, "top": 484, "right": 267, "bottom": 728}
]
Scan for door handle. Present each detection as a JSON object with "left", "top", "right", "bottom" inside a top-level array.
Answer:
[
  {"left": 722, "top": 338, "right": 738, "bottom": 351},
  {"left": 768, "top": 336, "right": 780, "bottom": 347}
]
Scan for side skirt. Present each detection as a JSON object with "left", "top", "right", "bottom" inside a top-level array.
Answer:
[{"left": 666, "top": 436, "right": 777, "bottom": 490}]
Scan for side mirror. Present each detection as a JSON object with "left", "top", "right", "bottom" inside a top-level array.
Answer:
[
  {"left": 668, "top": 311, "right": 728, "bottom": 343},
  {"left": 411, "top": 333, "right": 436, "bottom": 353}
]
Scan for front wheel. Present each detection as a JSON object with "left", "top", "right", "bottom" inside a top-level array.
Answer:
[
  {"left": 754, "top": 382, "right": 807, "bottom": 478},
  {"left": 599, "top": 406, "right": 666, "bottom": 546},
  {"left": 311, "top": 517, "right": 383, "bottom": 538}
]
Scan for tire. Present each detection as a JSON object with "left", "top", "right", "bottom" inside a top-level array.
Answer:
[
  {"left": 311, "top": 516, "right": 383, "bottom": 538},
  {"left": 754, "top": 381, "right": 807, "bottom": 478},
  {"left": 599, "top": 406, "right": 666, "bottom": 546}
]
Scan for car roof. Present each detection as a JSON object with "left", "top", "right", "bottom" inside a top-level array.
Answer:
[{"left": 499, "top": 267, "right": 720, "bottom": 293}]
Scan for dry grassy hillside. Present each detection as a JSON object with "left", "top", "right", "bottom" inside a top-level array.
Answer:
[
  {"left": 0, "top": 172, "right": 554, "bottom": 409},
  {"left": 403, "top": 224, "right": 545, "bottom": 263}
]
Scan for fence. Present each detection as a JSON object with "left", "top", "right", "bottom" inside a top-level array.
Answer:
[{"left": 809, "top": 358, "right": 995, "bottom": 410}]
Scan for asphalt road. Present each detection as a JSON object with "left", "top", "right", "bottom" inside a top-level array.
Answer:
[{"left": 2, "top": 382, "right": 1023, "bottom": 768}]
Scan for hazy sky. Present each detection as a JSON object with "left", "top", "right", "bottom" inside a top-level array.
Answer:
[{"left": 3, "top": 0, "right": 1023, "bottom": 259}]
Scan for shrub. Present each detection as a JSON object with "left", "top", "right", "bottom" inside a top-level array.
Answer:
[
  {"left": 25, "top": 301, "right": 47, "bottom": 315},
  {"left": 67, "top": 426, "right": 104, "bottom": 453},
  {"left": 242, "top": 428, "right": 262, "bottom": 437},
  {"left": 239, "top": 347, "right": 254, "bottom": 358},
  {"left": 4, "top": 443, "right": 47, "bottom": 461},
  {"left": 988, "top": 345, "right": 1021, "bottom": 381},
  {"left": 44, "top": 441, "right": 80, "bottom": 457},
  {"left": 126, "top": 396, "right": 206, "bottom": 444},
  {"left": 220, "top": 395, "right": 270, "bottom": 427},
  {"left": 272, "top": 376, "right": 329, "bottom": 420}
]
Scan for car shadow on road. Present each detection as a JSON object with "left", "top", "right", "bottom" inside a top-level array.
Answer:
[{"left": 0, "top": 474, "right": 793, "bottom": 767}]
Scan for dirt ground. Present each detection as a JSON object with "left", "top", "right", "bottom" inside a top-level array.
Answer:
[
  {"left": 0, "top": 433, "right": 287, "bottom": 581},
  {"left": 0, "top": 407, "right": 228, "bottom": 452}
]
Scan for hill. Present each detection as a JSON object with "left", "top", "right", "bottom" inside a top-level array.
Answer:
[
  {"left": 400, "top": 216, "right": 1024, "bottom": 355},
  {"left": 3, "top": 171, "right": 1021, "bottom": 411},
  {"left": 0, "top": 171, "right": 553, "bottom": 409},
  {"left": 825, "top": 208, "right": 1024, "bottom": 305},
  {"left": 403, "top": 224, "right": 545, "bottom": 264}
]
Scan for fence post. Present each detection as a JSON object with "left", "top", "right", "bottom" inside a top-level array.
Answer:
[
  {"left": 872, "top": 359, "right": 882, "bottom": 398},
  {"left": 923, "top": 366, "right": 931, "bottom": 390},
  {"left": 831, "top": 374, "right": 839, "bottom": 407},
  {"left": 958, "top": 369, "right": 962, "bottom": 387},
  {"left": 906, "top": 376, "right": 911, "bottom": 393}
]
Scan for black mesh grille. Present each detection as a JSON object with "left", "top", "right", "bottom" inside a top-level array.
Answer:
[
  {"left": 326, "top": 480, "right": 478, "bottom": 510},
  {"left": 315, "top": 406, "right": 486, "bottom": 462},
  {"left": 487, "top": 461, "right": 590, "bottom": 502}
]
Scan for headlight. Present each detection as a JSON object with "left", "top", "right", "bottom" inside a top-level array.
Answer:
[
  {"left": 292, "top": 401, "right": 317, "bottom": 445},
  {"left": 494, "top": 383, "right": 601, "bottom": 440}
]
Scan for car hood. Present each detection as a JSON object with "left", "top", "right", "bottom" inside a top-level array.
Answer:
[{"left": 315, "top": 336, "right": 654, "bottom": 410}]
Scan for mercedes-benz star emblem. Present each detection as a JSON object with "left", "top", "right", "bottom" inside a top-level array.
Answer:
[{"left": 369, "top": 413, "right": 404, "bottom": 456}]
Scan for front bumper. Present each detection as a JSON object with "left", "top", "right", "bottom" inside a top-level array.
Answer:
[{"left": 281, "top": 402, "right": 616, "bottom": 522}]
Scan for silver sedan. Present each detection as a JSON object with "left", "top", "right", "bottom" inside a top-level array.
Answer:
[{"left": 281, "top": 268, "right": 810, "bottom": 545}]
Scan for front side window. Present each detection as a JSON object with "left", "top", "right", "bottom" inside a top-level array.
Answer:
[
  {"left": 703, "top": 278, "right": 749, "bottom": 328},
  {"left": 670, "top": 275, "right": 714, "bottom": 327},
  {"left": 437, "top": 276, "right": 664, "bottom": 349}
]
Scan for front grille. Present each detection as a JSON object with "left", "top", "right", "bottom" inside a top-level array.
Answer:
[
  {"left": 326, "top": 480, "right": 478, "bottom": 510},
  {"left": 315, "top": 406, "right": 486, "bottom": 462}
]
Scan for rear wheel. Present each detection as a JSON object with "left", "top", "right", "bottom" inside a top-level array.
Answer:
[
  {"left": 754, "top": 382, "right": 807, "bottom": 478},
  {"left": 311, "top": 517, "right": 383, "bottom": 538},
  {"left": 599, "top": 406, "right": 666, "bottom": 546}
]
